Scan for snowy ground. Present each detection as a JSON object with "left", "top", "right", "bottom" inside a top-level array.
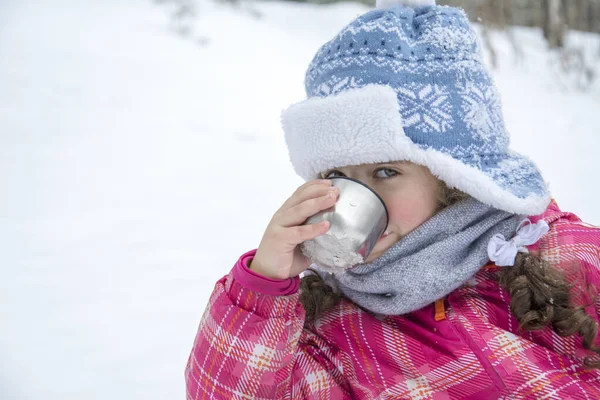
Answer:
[{"left": 1, "top": 0, "right": 598, "bottom": 399}]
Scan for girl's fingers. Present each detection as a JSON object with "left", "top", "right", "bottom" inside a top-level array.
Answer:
[
  {"left": 282, "top": 221, "right": 330, "bottom": 245},
  {"left": 276, "top": 191, "right": 339, "bottom": 227},
  {"left": 281, "top": 183, "right": 338, "bottom": 213},
  {"left": 280, "top": 180, "right": 332, "bottom": 211}
]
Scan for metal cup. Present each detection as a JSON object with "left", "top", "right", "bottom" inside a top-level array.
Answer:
[{"left": 300, "top": 177, "right": 389, "bottom": 271}]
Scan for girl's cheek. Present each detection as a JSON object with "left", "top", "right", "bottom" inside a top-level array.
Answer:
[{"left": 387, "top": 196, "right": 438, "bottom": 235}]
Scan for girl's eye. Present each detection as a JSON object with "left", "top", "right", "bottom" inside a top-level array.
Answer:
[
  {"left": 324, "top": 170, "right": 345, "bottom": 178},
  {"left": 375, "top": 168, "right": 398, "bottom": 179}
]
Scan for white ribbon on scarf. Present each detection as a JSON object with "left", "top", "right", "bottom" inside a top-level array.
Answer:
[{"left": 487, "top": 219, "right": 550, "bottom": 266}]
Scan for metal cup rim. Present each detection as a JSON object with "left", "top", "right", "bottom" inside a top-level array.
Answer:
[{"left": 329, "top": 176, "right": 389, "bottom": 231}]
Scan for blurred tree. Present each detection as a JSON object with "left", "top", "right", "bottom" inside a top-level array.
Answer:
[
  {"left": 154, "top": 0, "right": 262, "bottom": 47},
  {"left": 543, "top": 0, "right": 565, "bottom": 47}
]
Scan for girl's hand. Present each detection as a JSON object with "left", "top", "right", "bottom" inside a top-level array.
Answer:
[{"left": 250, "top": 179, "right": 339, "bottom": 280}]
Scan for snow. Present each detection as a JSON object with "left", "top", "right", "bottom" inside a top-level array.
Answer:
[{"left": 0, "top": 0, "right": 598, "bottom": 399}]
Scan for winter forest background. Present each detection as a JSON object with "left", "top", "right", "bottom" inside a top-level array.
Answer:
[{"left": 1, "top": 0, "right": 599, "bottom": 399}]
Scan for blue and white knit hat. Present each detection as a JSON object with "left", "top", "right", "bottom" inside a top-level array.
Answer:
[{"left": 281, "top": 0, "right": 551, "bottom": 215}]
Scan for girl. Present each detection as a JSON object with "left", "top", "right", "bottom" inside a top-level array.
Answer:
[{"left": 185, "top": 0, "right": 600, "bottom": 398}]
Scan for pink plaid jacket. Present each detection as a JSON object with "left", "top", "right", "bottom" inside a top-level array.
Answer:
[{"left": 186, "top": 202, "right": 600, "bottom": 399}]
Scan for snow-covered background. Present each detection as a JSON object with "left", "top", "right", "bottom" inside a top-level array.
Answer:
[{"left": 1, "top": 0, "right": 598, "bottom": 398}]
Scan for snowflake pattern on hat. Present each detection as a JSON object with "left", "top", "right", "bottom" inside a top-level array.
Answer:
[
  {"left": 457, "top": 80, "right": 505, "bottom": 142},
  {"left": 397, "top": 83, "right": 454, "bottom": 133}
]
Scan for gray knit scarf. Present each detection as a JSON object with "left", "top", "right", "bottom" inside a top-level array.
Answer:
[{"left": 314, "top": 197, "right": 522, "bottom": 315}]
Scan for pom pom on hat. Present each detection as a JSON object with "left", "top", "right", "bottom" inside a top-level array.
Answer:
[{"left": 375, "top": 0, "right": 435, "bottom": 8}]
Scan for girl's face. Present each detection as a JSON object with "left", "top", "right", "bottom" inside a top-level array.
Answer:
[{"left": 321, "top": 161, "right": 441, "bottom": 263}]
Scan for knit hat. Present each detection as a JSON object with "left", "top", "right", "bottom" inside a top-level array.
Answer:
[{"left": 281, "top": 0, "right": 551, "bottom": 216}]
